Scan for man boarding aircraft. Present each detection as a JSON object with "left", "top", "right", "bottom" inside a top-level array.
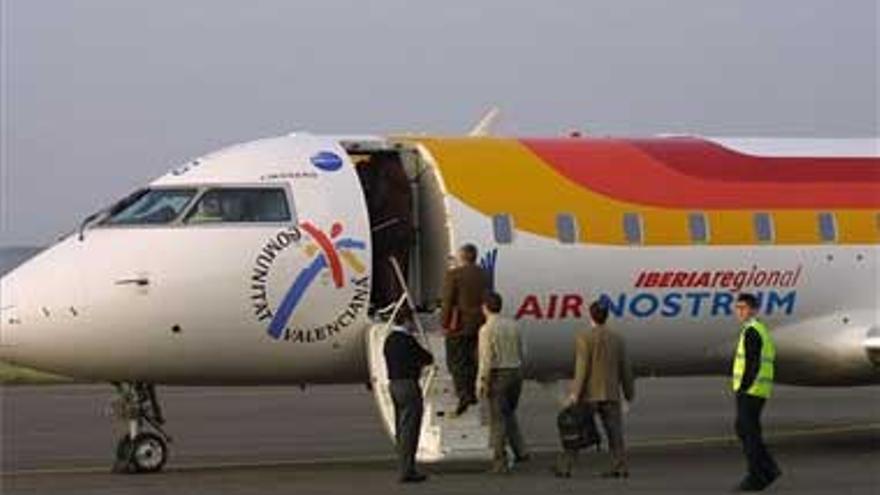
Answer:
[{"left": 1, "top": 132, "right": 878, "bottom": 473}]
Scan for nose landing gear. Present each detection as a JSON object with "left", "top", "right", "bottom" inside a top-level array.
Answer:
[{"left": 111, "top": 382, "right": 172, "bottom": 474}]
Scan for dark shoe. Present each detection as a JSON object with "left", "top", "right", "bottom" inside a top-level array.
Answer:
[
  {"left": 599, "top": 470, "right": 629, "bottom": 479},
  {"left": 552, "top": 467, "right": 571, "bottom": 478},
  {"left": 514, "top": 453, "right": 531, "bottom": 464},
  {"left": 740, "top": 469, "right": 781, "bottom": 492},
  {"left": 453, "top": 400, "right": 471, "bottom": 417},
  {"left": 400, "top": 473, "right": 428, "bottom": 483},
  {"left": 734, "top": 477, "right": 766, "bottom": 492},
  {"left": 763, "top": 468, "right": 781, "bottom": 488}
]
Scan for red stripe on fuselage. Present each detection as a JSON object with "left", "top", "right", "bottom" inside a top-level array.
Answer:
[
  {"left": 630, "top": 138, "right": 880, "bottom": 183},
  {"left": 521, "top": 138, "right": 880, "bottom": 209}
]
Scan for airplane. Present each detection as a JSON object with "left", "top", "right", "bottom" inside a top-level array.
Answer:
[{"left": 1, "top": 126, "right": 878, "bottom": 473}]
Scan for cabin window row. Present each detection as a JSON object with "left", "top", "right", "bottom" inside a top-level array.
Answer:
[{"left": 491, "top": 212, "right": 849, "bottom": 245}]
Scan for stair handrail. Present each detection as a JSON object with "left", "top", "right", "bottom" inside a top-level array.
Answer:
[
  {"left": 387, "top": 256, "right": 432, "bottom": 349},
  {"left": 387, "top": 256, "right": 439, "bottom": 396}
]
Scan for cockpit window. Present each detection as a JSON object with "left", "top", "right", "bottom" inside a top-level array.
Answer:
[
  {"left": 104, "top": 188, "right": 197, "bottom": 225},
  {"left": 184, "top": 188, "right": 290, "bottom": 224}
]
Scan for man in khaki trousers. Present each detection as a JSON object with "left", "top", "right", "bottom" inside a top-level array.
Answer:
[
  {"left": 477, "top": 292, "right": 528, "bottom": 473},
  {"left": 565, "top": 299, "right": 635, "bottom": 478}
]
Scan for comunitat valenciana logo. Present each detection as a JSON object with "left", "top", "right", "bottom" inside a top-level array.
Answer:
[{"left": 248, "top": 221, "right": 370, "bottom": 343}]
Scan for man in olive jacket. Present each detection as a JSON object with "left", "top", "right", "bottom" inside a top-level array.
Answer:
[
  {"left": 567, "top": 299, "right": 635, "bottom": 478},
  {"left": 440, "top": 243, "right": 489, "bottom": 416}
]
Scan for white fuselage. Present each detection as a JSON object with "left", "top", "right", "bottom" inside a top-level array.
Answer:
[
  {"left": 1, "top": 134, "right": 877, "bottom": 386},
  {"left": 447, "top": 198, "right": 878, "bottom": 386}
]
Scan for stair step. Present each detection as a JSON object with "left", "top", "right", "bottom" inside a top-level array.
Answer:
[{"left": 367, "top": 322, "right": 492, "bottom": 463}]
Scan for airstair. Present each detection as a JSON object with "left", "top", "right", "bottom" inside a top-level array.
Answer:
[{"left": 366, "top": 260, "right": 491, "bottom": 462}]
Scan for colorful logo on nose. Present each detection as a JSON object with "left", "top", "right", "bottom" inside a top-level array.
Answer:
[{"left": 266, "top": 221, "right": 367, "bottom": 340}]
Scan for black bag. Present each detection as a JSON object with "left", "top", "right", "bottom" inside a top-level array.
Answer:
[{"left": 557, "top": 402, "right": 601, "bottom": 451}]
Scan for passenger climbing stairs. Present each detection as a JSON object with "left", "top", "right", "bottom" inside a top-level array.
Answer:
[
  {"left": 367, "top": 318, "right": 491, "bottom": 462},
  {"left": 366, "top": 258, "right": 491, "bottom": 462}
]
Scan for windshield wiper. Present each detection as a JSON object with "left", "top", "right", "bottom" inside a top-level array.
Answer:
[
  {"left": 78, "top": 210, "right": 104, "bottom": 241},
  {"left": 78, "top": 188, "right": 150, "bottom": 241}
]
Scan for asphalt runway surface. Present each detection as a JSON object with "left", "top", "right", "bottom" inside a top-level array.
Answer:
[{"left": 2, "top": 377, "right": 878, "bottom": 494}]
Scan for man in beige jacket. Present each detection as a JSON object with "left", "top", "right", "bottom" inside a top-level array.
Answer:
[
  {"left": 566, "top": 299, "right": 635, "bottom": 478},
  {"left": 476, "top": 292, "right": 528, "bottom": 473}
]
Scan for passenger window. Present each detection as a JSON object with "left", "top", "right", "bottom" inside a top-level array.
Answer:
[
  {"left": 556, "top": 213, "right": 578, "bottom": 244},
  {"left": 688, "top": 212, "right": 709, "bottom": 243},
  {"left": 185, "top": 188, "right": 291, "bottom": 224},
  {"left": 104, "top": 188, "right": 197, "bottom": 225},
  {"left": 817, "top": 212, "right": 837, "bottom": 242},
  {"left": 623, "top": 213, "right": 643, "bottom": 244},
  {"left": 753, "top": 213, "right": 774, "bottom": 243},
  {"left": 492, "top": 214, "right": 514, "bottom": 244}
]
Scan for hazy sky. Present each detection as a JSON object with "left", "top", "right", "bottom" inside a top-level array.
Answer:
[{"left": 1, "top": 0, "right": 877, "bottom": 246}]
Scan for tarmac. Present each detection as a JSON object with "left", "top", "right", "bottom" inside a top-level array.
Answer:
[{"left": 2, "top": 377, "right": 878, "bottom": 494}]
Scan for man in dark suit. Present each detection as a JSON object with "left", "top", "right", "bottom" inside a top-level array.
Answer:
[
  {"left": 384, "top": 310, "right": 434, "bottom": 483},
  {"left": 361, "top": 154, "right": 413, "bottom": 310},
  {"left": 440, "top": 243, "right": 488, "bottom": 416}
]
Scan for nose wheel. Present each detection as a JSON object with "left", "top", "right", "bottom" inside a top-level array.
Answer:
[
  {"left": 111, "top": 383, "right": 172, "bottom": 474},
  {"left": 115, "top": 432, "right": 168, "bottom": 473}
]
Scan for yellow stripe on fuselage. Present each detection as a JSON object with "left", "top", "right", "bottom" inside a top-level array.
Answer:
[{"left": 410, "top": 137, "right": 879, "bottom": 246}]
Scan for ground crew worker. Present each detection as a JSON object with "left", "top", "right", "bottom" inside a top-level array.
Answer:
[
  {"left": 383, "top": 310, "right": 433, "bottom": 483},
  {"left": 476, "top": 292, "right": 528, "bottom": 473},
  {"left": 565, "top": 299, "right": 635, "bottom": 478},
  {"left": 440, "top": 243, "right": 488, "bottom": 416},
  {"left": 731, "top": 293, "right": 781, "bottom": 492}
]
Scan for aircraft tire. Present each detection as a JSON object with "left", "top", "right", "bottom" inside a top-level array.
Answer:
[{"left": 113, "top": 432, "right": 167, "bottom": 474}]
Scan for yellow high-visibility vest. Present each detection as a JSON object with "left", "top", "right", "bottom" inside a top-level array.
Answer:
[{"left": 731, "top": 318, "right": 776, "bottom": 398}]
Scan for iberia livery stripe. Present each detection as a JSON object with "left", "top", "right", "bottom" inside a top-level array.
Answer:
[
  {"left": 523, "top": 138, "right": 879, "bottom": 209},
  {"left": 410, "top": 137, "right": 880, "bottom": 246}
]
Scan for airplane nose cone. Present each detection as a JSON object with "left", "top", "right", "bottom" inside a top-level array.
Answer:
[{"left": 0, "top": 240, "right": 86, "bottom": 372}]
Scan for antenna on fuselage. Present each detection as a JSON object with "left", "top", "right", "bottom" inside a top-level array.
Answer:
[{"left": 469, "top": 107, "right": 500, "bottom": 137}]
